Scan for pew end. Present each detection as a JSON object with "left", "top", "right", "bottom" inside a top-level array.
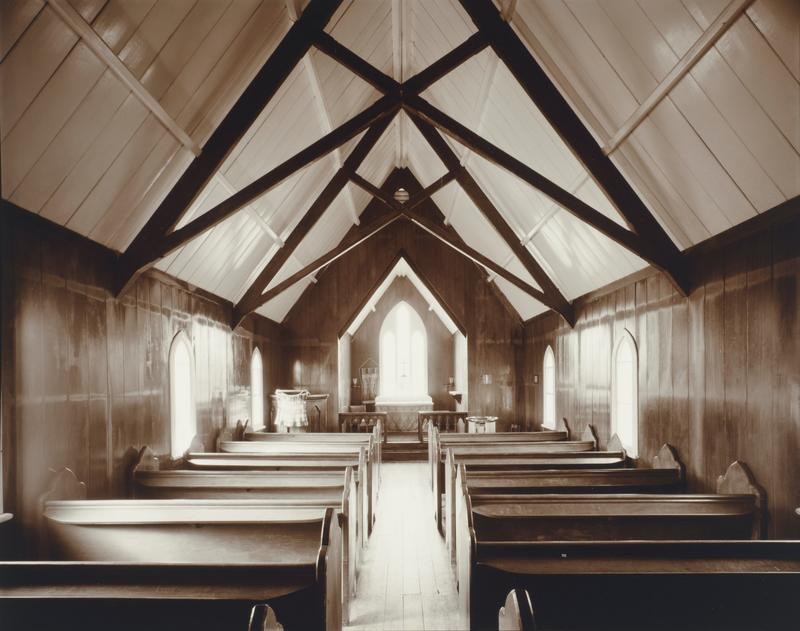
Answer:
[
  {"left": 580, "top": 425, "right": 598, "bottom": 449},
  {"left": 498, "top": 588, "right": 536, "bottom": 631},
  {"left": 653, "top": 444, "right": 685, "bottom": 480},
  {"left": 606, "top": 433, "right": 627, "bottom": 459},
  {"left": 556, "top": 418, "right": 569, "bottom": 437},
  {"left": 248, "top": 604, "right": 284, "bottom": 631},
  {"left": 133, "top": 446, "right": 161, "bottom": 472},
  {"left": 717, "top": 460, "right": 766, "bottom": 539}
]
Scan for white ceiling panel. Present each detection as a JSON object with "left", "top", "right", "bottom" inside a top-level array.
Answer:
[{"left": 3, "top": 0, "right": 796, "bottom": 326}]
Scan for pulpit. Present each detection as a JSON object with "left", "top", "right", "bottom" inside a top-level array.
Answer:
[{"left": 269, "top": 393, "right": 329, "bottom": 432}]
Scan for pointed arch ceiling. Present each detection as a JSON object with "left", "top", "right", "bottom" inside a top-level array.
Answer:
[{"left": 2, "top": 0, "right": 797, "bottom": 327}]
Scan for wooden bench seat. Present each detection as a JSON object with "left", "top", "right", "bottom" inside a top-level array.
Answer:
[
  {"left": 461, "top": 540, "right": 800, "bottom": 630},
  {"left": 1, "top": 469, "right": 343, "bottom": 630},
  {"left": 132, "top": 453, "right": 359, "bottom": 620},
  {"left": 445, "top": 444, "right": 683, "bottom": 560},
  {"left": 454, "top": 461, "right": 766, "bottom": 593},
  {"left": 434, "top": 435, "right": 622, "bottom": 536},
  {"left": 1, "top": 562, "right": 324, "bottom": 631},
  {"left": 186, "top": 448, "right": 376, "bottom": 538},
  {"left": 427, "top": 421, "right": 572, "bottom": 490}
]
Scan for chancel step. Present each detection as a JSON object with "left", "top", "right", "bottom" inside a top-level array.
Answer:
[{"left": 383, "top": 432, "right": 427, "bottom": 462}]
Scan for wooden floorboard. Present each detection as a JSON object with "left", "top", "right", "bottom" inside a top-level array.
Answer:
[{"left": 346, "top": 463, "right": 460, "bottom": 631}]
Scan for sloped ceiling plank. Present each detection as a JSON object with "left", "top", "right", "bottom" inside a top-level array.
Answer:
[
  {"left": 412, "top": 116, "right": 574, "bottom": 324},
  {"left": 116, "top": 0, "right": 345, "bottom": 295},
  {"left": 158, "top": 96, "right": 397, "bottom": 261},
  {"left": 0, "top": 5, "right": 78, "bottom": 140},
  {"left": 0, "top": 0, "right": 44, "bottom": 62},
  {"left": 747, "top": 0, "right": 800, "bottom": 82},
  {"left": 458, "top": 0, "right": 690, "bottom": 295},
  {"left": 233, "top": 115, "right": 396, "bottom": 325},
  {"left": 404, "top": 99, "right": 644, "bottom": 256},
  {"left": 256, "top": 211, "right": 403, "bottom": 309},
  {"left": 404, "top": 207, "right": 548, "bottom": 305}
]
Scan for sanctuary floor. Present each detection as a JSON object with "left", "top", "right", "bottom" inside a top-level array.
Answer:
[{"left": 345, "top": 463, "right": 460, "bottom": 630}]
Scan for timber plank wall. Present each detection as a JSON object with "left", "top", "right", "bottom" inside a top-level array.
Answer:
[
  {"left": 523, "top": 210, "right": 799, "bottom": 538},
  {"left": 0, "top": 207, "right": 285, "bottom": 552}
]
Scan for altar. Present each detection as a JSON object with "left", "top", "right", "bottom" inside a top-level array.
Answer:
[{"left": 375, "top": 400, "right": 433, "bottom": 432}]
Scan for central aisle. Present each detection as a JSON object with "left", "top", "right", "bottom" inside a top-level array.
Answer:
[{"left": 345, "top": 462, "right": 460, "bottom": 631}]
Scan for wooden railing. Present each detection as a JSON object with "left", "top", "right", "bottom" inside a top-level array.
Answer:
[
  {"left": 340, "top": 412, "right": 387, "bottom": 443},
  {"left": 417, "top": 410, "right": 469, "bottom": 442}
]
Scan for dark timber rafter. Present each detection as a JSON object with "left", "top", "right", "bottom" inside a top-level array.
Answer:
[
  {"left": 232, "top": 116, "right": 394, "bottom": 327},
  {"left": 228, "top": 31, "right": 492, "bottom": 326},
  {"left": 411, "top": 116, "right": 574, "bottom": 325},
  {"left": 115, "top": 0, "right": 345, "bottom": 296},
  {"left": 253, "top": 211, "right": 403, "bottom": 310},
  {"left": 403, "top": 98, "right": 644, "bottom": 256},
  {"left": 457, "top": 0, "right": 690, "bottom": 295}
]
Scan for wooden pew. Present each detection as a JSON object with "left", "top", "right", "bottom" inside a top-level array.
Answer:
[
  {"left": 1, "top": 469, "right": 343, "bottom": 631},
  {"left": 497, "top": 589, "right": 536, "bottom": 631},
  {"left": 447, "top": 444, "right": 683, "bottom": 561},
  {"left": 464, "top": 444, "right": 684, "bottom": 497},
  {"left": 249, "top": 603, "right": 286, "bottom": 631},
  {"left": 461, "top": 540, "right": 800, "bottom": 630},
  {"left": 427, "top": 419, "right": 571, "bottom": 491},
  {"left": 454, "top": 461, "right": 766, "bottom": 595},
  {"left": 243, "top": 426, "right": 383, "bottom": 484},
  {"left": 220, "top": 436, "right": 381, "bottom": 511},
  {"left": 434, "top": 430, "right": 613, "bottom": 537},
  {"left": 132, "top": 449, "right": 359, "bottom": 621},
  {"left": 186, "top": 447, "right": 375, "bottom": 542}
]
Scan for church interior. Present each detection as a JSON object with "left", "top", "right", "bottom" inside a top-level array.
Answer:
[{"left": 0, "top": 0, "right": 798, "bottom": 629}]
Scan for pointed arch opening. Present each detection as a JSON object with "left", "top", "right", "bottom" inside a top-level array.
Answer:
[
  {"left": 251, "top": 346, "right": 264, "bottom": 430},
  {"left": 542, "top": 345, "right": 556, "bottom": 429},
  {"left": 612, "top": 330, "right": 639, "bottom": 457},
  {"left": 376, "top": 301, "right": 432, "bottom": 404},
  {"left": 169, "top": 330, "right": 196, "bottom": 458}
]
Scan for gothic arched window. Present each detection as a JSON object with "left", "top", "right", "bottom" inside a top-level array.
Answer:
[
  {"left": 378, "top": 302, "right": 430, "bottom": 401},
  {"left": 169, "top": 331, "right": 195, "bottom": 457},
  {"left": 612, "top": 330, "right": 639, "bottom": 457},
  {"left": 542, "top": 345, "right": 556, "bottom": 429}
]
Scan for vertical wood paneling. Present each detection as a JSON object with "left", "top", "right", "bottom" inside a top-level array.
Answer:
[
  {"left": 524, "top": 212, "right": 800, "bottom": 537},
  {"left": 281, "top": 184, "right": 523, "bottom": 431},
  {"left": 2, "top": 209, "right": 286, "bottom": 552}
]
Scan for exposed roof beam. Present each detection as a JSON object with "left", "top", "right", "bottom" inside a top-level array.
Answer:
[
  {"left": 135, "top": 95, "right": 399, "bottom": 272},
  {"left": 457, "top": 0, "right": 690, "bottom": 295},
  {"left": 444, "top": 0, "right": 514, "bottom": 225},
  {"left": 232, "top": 115, "right": 396, "bottom": 327},
  {"left": 405, "top": 172, "right": 456, "bottom": 211},
  {"left": 412, "top": 117, "right": 574, "bottom": 325},
  {"left": 314, "top": 31, "right": 399, "bottom": 94},
  {"left": 401, "top": 209, "right": 548, "bottom": 305},
  {"left": 46, "top": 0, "right": 199, "bottom": 155},
  {"left": 314, "top": 30, "right": 488, "bottom": 99},
  {"left": 350, "top": 173, "right": 400, "bottom": 210},
  {"left": 403, "top": 99, "right": 643, "bottom": 254},
  {"left": 115, "top": 0, "right": 345, "bottom": 295},
  {"left": 402, "top": 32, "right": 488, "bottom": 95},
  {"left": 603, "top": 0, "right": 755, "bottom": 155},
  {"left": 287, "top": 0, "right": 360, "bottom": 226},
  {"left": 248, "top": 211, "right": 403, "bottom": 311}
]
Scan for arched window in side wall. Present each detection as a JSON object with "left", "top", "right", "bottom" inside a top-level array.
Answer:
[
  {"left": 542, "top": 345, "right": 556, "bottom": 429},
  {"left": 169, "top": 330, "right": 196, "bottom": 458},
  {"left": 251, "top": 347, "right": 264, "bottom": 430},
  {"left": 612, "top": 330, "right": 639, "bottom": 457}
]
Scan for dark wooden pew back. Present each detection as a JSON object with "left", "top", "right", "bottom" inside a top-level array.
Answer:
[{"left": 463, "top": 541, "right": 800, "bottom": 630}]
